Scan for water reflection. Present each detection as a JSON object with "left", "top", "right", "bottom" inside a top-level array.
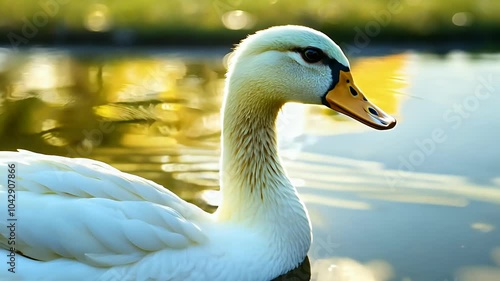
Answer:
[
  {"left": 312, "top": 258, "right": 394, "bottom": 281},
  {"left": 0, "top": 48, "right": 499, "bottom": 281}
]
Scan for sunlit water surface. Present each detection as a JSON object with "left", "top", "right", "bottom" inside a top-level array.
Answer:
[{"left": 0, "top": 47, "right": 499, "bottom": 281}]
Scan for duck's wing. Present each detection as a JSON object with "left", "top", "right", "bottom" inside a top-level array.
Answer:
[{"left": 0, "top": 150, "right": 209, "bottom": 267}]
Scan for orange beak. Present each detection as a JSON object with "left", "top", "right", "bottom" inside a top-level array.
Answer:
[{"left": 325, "top": 70, "right": 396, "bottom": 130}]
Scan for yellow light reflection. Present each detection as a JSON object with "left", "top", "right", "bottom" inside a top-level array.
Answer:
[
  {"left": 452, "top": 12, "right": 473, "bottom": 27},
  {"left": 10, "top": 52, "right": 74, "bottom": 105},
  {"left": 221, "top": 10, "right": 255, "bottom": 30},
  {"left": 84, "top": 4, "right": 112, "bottom": 32},
  {"left": 41, "top": 119, "right": 59, "bottom": 131},
  {"left": 102, "top": 59, "right": 186, "bottom": 103},
  {"left": 312, "top": 258, "right": 394, "bottom": 281},
  {"left": 470, "top": 222, "right": 495, "bottom": 233},
  {"left": 121, "top": 134, "right": 177, "bottom": 148},
  {"left": 351, "top": 53, "right": 408, "bottom": 115},
  {"left": 41, "top": 132, "right": 68, "bottom": 147},
  {"left": 23, "top": 59, "right": 57, "bottom": 90}
]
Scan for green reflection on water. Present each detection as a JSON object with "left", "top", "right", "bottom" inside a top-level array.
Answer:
[{"left": 0, "top": 49, "right": 228, "bottom": 209}]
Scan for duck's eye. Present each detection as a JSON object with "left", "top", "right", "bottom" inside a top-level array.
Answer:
[{"left": 300, "top": 47, "right": 324, "bottom": 63}]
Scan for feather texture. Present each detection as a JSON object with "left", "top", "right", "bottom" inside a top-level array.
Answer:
[{"left": 0, "top": 151, "right": 207, "bottom": 268}]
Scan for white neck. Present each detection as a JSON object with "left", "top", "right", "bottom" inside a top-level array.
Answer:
[{"left": 214, "top": 76, "right": 312, "bottom": 260}]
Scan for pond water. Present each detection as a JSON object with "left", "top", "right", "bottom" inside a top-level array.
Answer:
[{"left": 0, "top": 47, "right": 499, "bottom": 281}]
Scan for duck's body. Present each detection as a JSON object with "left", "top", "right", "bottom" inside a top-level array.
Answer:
[
  {"left": 0, "top": 150, "right": 308, "bottom": 281},
  {"left": 0, "top": 25, "right": 395, "bottom": 281}
]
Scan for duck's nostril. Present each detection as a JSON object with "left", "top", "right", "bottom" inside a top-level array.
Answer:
[
  {"left": 368, "top": 107, "right": 378, "bottom": 116},
  {"left": 362, "top": 96, "right": 367, "bottom": 101},
  {"left": 349, "top": 86, "right": 358, "bottom": 97}
]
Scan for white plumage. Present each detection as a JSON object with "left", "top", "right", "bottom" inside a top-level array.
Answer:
[{"left": 0, "top": 25, "right": 395, "bottom": 281}]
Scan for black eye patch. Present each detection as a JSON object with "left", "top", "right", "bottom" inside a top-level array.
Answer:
[
  {"left": 321, "top": 58, "right": 350, "bottom": 106},
  {"left": 326, "top": 59, "right": 350, "bottom": 91}
]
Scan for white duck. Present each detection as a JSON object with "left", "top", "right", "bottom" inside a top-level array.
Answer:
[{"left": 0, "top": 25, "right": 395, "bottom": 281}]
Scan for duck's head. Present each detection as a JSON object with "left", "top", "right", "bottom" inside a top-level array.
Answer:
[{"left": 226, "top": 25, "right": 396, "bottom": 130}]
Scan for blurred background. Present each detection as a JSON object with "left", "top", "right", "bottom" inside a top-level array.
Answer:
[
  {"left": 0, "top": 0, "right": 499, "bottom": 46},
  {"left": 0, "top": 1, "right": 499, "bottom": 281}
]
